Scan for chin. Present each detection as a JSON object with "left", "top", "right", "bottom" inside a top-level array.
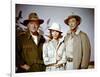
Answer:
[
  {"left": 31, "top": 30, "right": 37, "bottom": 33},
  {"left": 54, "top": 38, "right": 58, "bottom": 40},
  {"left": 71, "top": 28, "right": 75, "bottom": 30}
]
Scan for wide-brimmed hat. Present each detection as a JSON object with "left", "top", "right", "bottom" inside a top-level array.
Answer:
[
  {"left": 48, "top": 22, "right": 62, "bottom": 33},
  {"left": 23, "top": 12, "right": 44, "bottom": 26},
  {"left": 64, "top": 15, "right": 81, "bottom": 26}
]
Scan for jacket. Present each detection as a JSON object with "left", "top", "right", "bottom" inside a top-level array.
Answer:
[
  {"left": 16, "top": 31, "right": 46, "bottom": 72},
  {"left": 64, "top": 30, "right": 91, "bottom": 69},
  {"left": 43, "top": 39, "right": 66, "bottom": 71}
]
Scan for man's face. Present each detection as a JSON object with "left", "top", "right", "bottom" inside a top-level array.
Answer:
[
  {"left": 28, "top": 21, "right": 40, "bottom": 33},
  {"left": 68, "top": 18, "right": 78, "bottom": 30}
]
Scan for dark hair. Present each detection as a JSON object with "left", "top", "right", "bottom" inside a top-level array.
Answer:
[
  {"left": 49, "top": 30, "right": 62, "bottom": 40},
  {"left": 64, "top": 15, "right": 81, "bottom": 26}
]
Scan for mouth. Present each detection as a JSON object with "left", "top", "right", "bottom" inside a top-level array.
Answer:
[{"left": 70, "top": 26, "right": 75, "bottom": 28}]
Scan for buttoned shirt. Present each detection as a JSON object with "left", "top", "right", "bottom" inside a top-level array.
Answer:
[
  {"left": 65, "top": 29, "right": 81, "bottom": 69},
  {"left": 66, "top": 29, "right": 81, "bottom": 58},
  {"left": 30, "top": 33, "right": 38, "bottom": 45}
]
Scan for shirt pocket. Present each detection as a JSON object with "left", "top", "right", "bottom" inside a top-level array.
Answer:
[
  {"left": 22, "top": 45, "right": 33, "bottom": 52},
  {"left": 47, "top": 47, "right": 55, "bottom": 58}
]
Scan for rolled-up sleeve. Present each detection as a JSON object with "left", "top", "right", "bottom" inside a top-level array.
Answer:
[
  {"left": 43, "top": 42, "right": 56, "bottom": 65},
  {"left": 57, "top": 44, "right": 66, "bottom": 65},
  {"left": 43, "top": 43, "right": 49, "bottom": 65}
]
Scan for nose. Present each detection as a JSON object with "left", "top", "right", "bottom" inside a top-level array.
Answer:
[
  {"left": 33, "top": 25, "right": 36, "bottom": 28},
  {"left": 32, "top": 24, "right": 38, "bottom": 28}
]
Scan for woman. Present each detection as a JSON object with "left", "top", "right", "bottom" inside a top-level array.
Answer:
[{"left": 43, "top": 22, "right": 66, "bottom": 71}]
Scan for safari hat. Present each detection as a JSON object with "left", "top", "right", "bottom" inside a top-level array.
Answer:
[
  {"left": 48, "top": 22, "right": 62, "bottom": 33},
  {"left": 23, "top": 12, "right": 44, "bottom": 26},
  {"left": 64, "top": 15, "right": 81, "bottom": 26}
]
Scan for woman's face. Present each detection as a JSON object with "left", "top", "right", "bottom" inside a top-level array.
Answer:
[
  {"left": 68, "top": 18, "right": 78, "bottom": 30},
  {"left": 28, "top": 21, "right": 40, "bottom": 33},
  {"left": 51, "top": 30, "right": 60, "bottom": 40}
]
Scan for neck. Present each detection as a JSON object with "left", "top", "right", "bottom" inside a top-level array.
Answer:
[
  {"left": 31, "top": 31, "right": 39, "bottom": 36},
  {"left": 71, "top": 27, "right": 78, "bottom": 33},
  {"left": 71, "top": 29, "right": 76, "bottom": 32},
  {"left": 53, "top": 38, "right": 59, "bottom": 41}
]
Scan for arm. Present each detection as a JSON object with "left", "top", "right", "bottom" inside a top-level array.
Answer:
[
  {"left": 43, "top": 43, "right": 50, "bottom": 65},
  {"left": 43, "top": 42, "right": 57, "bottom": 65},
  {"left": 16, "top": 38, "right": 30, "bottom": 70},
  {"left": 57, "top": 43, "right": 66, "bottom": 65},
  {"left": 16, "top": 38, "right": 25, "bottom": 67},
  {"left": 80, "top": 33, "right": 91, "bottom": 69}
]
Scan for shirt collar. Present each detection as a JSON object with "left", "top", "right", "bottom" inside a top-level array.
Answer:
[
  {"left": 51, "top": 37, "right": 64, "bottom": 44},
  {"left": 67, "top": 28, "right": 81, "bottom": 35},
  {"left": 27, "top": 30, "right": 39, "bottom": 39}
]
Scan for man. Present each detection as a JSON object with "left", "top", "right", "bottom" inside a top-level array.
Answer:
[
  {"left": 16, "top": 12, "right": 46, "bottom": 73},
  {"left": 64, "top": 15, "right": 91, "bottom": 69}
]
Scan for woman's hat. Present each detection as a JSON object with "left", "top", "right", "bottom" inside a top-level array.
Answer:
[
  {"left": 23, "top": 12, "right": 44, "bottom": 26},
  {"left": 48, "top": 22, "right": 62, "bottom": 33}
]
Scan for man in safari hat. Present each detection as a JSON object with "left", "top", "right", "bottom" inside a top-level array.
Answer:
[
  {"left": 64, "top": 15, "right": 91, "bottom": 69},
  {"left": 16, "top": 12, "right": 46, "bottom": 72}
]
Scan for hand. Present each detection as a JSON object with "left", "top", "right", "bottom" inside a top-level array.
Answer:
[
  {"left": 55, "top": 64, "right": 59, "bottom": 67},
  {"left": 20, "top": 64, "right": 30, "bottom": 71},
  {"left": 55, "top": 64, "right": 63, "bottom": 68},
  {"left": 56, "top": 55, "right": 61, "bottom": 61},
  {"left": 56, "top": 58, "right": 61, "bottom": 63},
  {"left": 52, "top": 64, "right": 58, "bottom": 67}
]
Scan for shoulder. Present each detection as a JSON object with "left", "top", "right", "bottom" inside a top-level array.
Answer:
[
  {"left": 79, "top": 31, "right": 89, "bottom": 38},
  {"left": 40, "top": 35, "right": 45, "bottom": 39},
  {"left": 79, "top": 31, "right": 90, "bottom": 42},
  {"left": 43, "top": 40, "right": 52, "bottom": 47},
  {"left": 39, "top": 35, "right": 46, "bottom": 43},
  {"left": 43, "top": 41, "right": 50, "bottom": 50},
  {"left": 64, "top": 33, "right": 70, "bottom": 42},
  {"left": 17, "top": 31, "right": 27, "bottom": 38},
  {"left": 16, "top": 32, "right": 29, "bottom": 43}
]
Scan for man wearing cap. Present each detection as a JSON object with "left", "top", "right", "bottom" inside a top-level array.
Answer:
[
  {"left": 64, "top": 15, "right": 91, "bottom": 69},
  {"left": 43, "top": 22, "right": 66, "bottom": 71},
  {"left": 16, "top": 12, "right": 46, "bottom": 72}
]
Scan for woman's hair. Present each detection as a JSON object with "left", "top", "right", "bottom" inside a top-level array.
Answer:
[{"left": 48, "top": 30, "right": 62, "bottom": 40}]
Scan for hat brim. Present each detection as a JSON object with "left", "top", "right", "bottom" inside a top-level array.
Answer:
[
  {"left": 64, "top": 18, "right": 69, "bottom": 25},
  {"left": 48, "top": 29, "right": 62, "bottom": 33},
  {"left": 64, "top": 15, "right": 81, "bottom": 26},
  {"left": 45, "top": 34, "right": 63, "bottom": 39},
  {"left": 22, "top": 19, "right": 44, "bottom": 26}
]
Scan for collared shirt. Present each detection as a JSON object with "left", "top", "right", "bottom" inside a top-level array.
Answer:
[
  {"left": 67, "top": 28, "right": 81, "bottom": 35},
  {"left": 65, "top": 28, "right": 81, "bottom": 69},
  {"left": 66, "top": 28, "right": 81, "bottom": 58},
  {"left": 30, "top": 32, "right": 38, "bottom": 45},
  {"left": 52, "top": 39, "right": 59, "bottom": 48}
]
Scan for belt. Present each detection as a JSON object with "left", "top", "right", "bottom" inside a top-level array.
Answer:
[
  {"left": 46, "top": 64, "right": 63, "bottom": 68},
  {"left": 67, "top": 57, "right": 73, "bottom": 62},
  {"left": 46, "top": 64, "right": 56, "bottom": 67}
]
